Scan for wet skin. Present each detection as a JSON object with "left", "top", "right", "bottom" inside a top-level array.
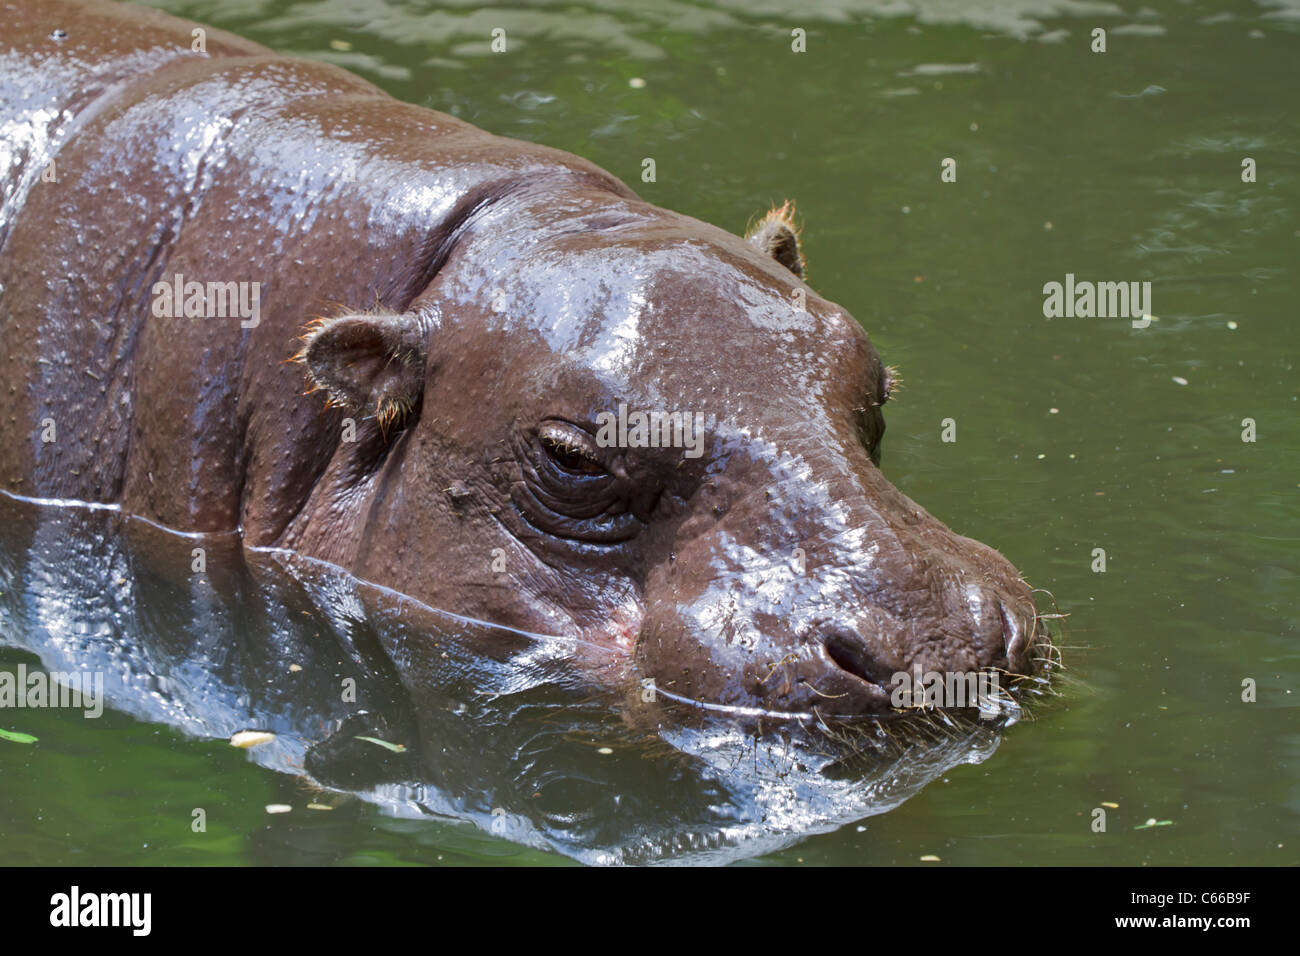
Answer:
[{"left": 0, "top": 0, "right": 1042, "bottom": 715}]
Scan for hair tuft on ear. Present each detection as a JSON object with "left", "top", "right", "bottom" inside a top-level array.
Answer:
[
  {"left": 745, "top": 199, "right": 806, "bottom": 278},
  {"left": 881, "top": 365, "right": 902, "bottom": 404}
]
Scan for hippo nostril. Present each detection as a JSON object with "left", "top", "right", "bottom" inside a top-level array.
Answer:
[
  {"left": 821, "top": 629, "right": 896, "bottom": 688},
  {"left": 999, "top": 600, "right": 1032, "bottom": 674}
]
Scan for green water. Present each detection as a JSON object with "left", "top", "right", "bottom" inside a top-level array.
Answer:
[{"left": 2, "top": 0, "right": 1296, "bottom": 865}]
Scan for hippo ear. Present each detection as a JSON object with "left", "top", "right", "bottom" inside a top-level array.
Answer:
[
  {"left": 881, "top": 365, "right": 902, "bottom": 405},
  {"left": 296, "top": 312, "right": 426, "bottom": 428},
  {"left": 745, "top": 199, "right": 806, "bottom": 278}
]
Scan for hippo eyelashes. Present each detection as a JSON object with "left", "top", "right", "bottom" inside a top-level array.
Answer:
[
  {"left": 296, "top": 311, "right": 428, "bottom": 427},
  {"left": 537, "top": 422, "right": 607, "bottom": 477}
]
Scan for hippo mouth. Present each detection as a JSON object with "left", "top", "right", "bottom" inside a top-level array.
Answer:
[
  {"left": 638, "top": 595, "right": 1059, "bottom": 723},
  {"left": 646, "top": 669, "right": 1027, "bottom": 724}
]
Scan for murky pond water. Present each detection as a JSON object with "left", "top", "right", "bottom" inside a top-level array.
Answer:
[{"left": 1, "top": 0, "right": 1295, "bottom": 865}]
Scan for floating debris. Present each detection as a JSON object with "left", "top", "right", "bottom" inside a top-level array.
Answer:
[
  {"left": 265, "top": 804, "right": 292, "bottom": 814},
  {"left": 1111, "top": 84, "right": 1166, "bottom": 99},
  {"left": 0, "top": 728, "right": 37, "bottom": 745},
  {"left": 230, "top": 730, "right": 275, "bottom": 749},
  {"left": 904, "top": 63, "right": 980, "bottom": 76},
  {"left": 354, "top": 735, "right": 407, "bottom": 753}
]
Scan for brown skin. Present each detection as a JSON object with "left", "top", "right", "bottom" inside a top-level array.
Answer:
[{"left": 0, "top": 0, "right": 1042, "bottom": 717}]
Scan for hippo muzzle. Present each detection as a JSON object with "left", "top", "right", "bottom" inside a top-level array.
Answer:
[{"left": 634, "top": 424, "right": 1041, "bottom": 717}]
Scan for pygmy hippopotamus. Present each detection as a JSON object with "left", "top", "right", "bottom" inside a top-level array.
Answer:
[{"left": 0, "top": 0, "right": 1044, "bottom": 715}]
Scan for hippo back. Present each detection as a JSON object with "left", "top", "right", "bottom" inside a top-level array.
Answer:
[{"left": 0, "top": 0, "right": 633, "bottom": 538}]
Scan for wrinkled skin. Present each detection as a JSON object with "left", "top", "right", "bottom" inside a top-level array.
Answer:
[{"left": 0, "top": 0, "right": 1041, "bottom": 716}]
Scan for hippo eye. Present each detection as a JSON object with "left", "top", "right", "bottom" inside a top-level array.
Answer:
[
  {"left": 515, "top": 420, "right": 636, "bottom": 544},
  {"left": 538, "top": 422, "right": 607, "bottom": 477}
]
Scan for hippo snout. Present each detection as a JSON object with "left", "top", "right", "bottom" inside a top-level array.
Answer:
[
  {"left": 800, "top": 571, "right": 1038, "bottom": 714},
  {"left": 640, "top": 566, "right": 1039, "bottom": 717},
  {"left": 816, "top": 578, "right": 1038, "bottom": 692},
  {"left": 635, "top": 461, "right": 1043, "bottom": 718}
]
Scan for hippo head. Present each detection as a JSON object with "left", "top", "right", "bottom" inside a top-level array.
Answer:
[{"left": 297, "top": 186, "right": 1042, "bottom": 716}]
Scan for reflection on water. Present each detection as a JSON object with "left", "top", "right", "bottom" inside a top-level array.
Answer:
[{"left": 0, "top": 493, "right": 1042, "bottom": 864}]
